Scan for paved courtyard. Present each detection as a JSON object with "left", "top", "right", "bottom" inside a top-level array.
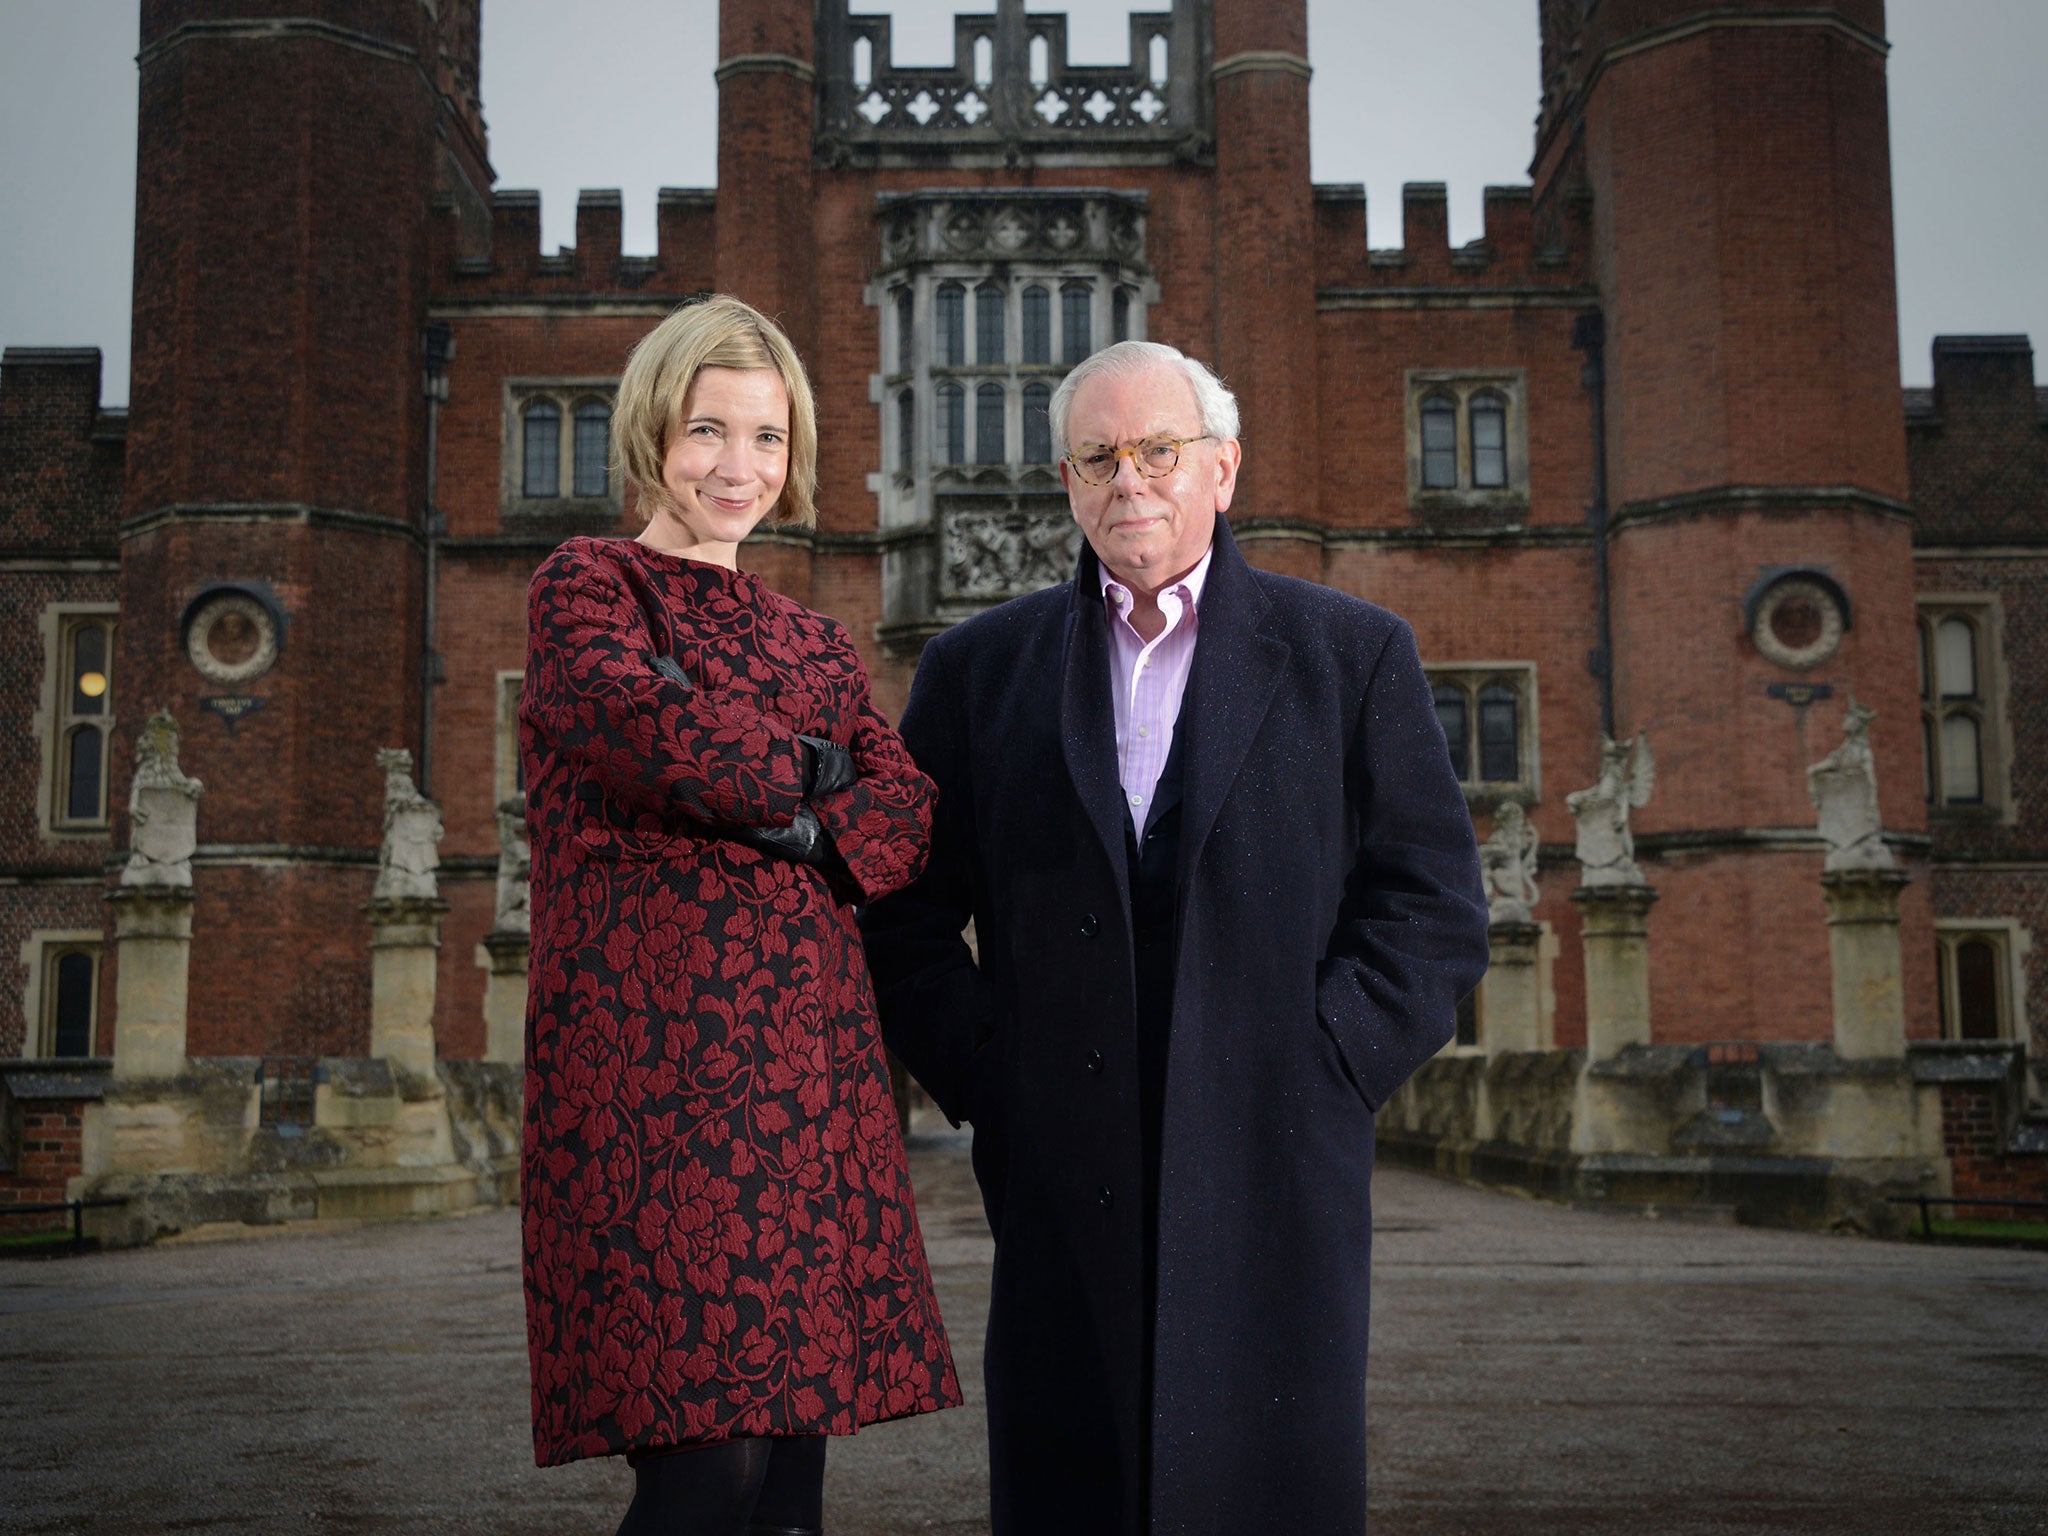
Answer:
[{"left": 3, "top": 1128, "right": 2044, "bottom": 1535}]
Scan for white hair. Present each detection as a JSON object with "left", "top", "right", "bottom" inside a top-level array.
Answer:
[{"left": 1048, "top": 340, "right": 1240, "bottom": 458}]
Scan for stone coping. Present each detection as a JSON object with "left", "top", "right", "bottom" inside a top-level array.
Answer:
[{"left": 0, "top": 1057, "right": 112, "bottom": 1102}]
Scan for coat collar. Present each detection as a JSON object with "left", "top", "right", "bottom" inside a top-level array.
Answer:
[
  {"left": 1058, "top": 515, "right": 1290, "bottom": 903},
  {"left": 1173, "top": 515, "right": 1290, "bottom": 888}
]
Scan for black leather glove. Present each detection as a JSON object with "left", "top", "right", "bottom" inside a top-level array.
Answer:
[
  {"left": 800, "top": 734, "right": 856, "bottom": 797},
  {"left": 731, "top": 803, "right": 829, "bottom": 865}
]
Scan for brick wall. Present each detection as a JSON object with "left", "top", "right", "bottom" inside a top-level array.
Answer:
[
  {"left": 1939, "top": 1082, "right": 2048, "bottom": 1204},
  {"left": 0, "top": 1099, "right": 85, "bottom": 1234}
]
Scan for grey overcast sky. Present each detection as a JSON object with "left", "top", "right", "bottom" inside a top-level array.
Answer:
[{"left": 3, "top": 0, "right": 2044, "bottom": 407}]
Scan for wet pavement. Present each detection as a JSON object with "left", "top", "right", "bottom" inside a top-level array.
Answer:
[{"left": 2, "top": 1125, "right": 2044, "bottom": 1535}]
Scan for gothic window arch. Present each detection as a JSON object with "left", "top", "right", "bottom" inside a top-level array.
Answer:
[
  {"left": 936, "top": 283, "right": 967, "bottom": 367},
  {"left": 976, "top": 383, "right": 1006, "bottom": 464},
  {"left": 1469, "top": 390, "right": 1508, "bottom": 489},
  {"left": 48, "top": 611, "right": 115, "bottom": 832},
  {"left": 1023, "top": 285, "right": 1052, "bottom": 365},
  {"left": 1420, "top": 394, "right": 1458, "bottom": 490},
  {"left": 572, "top": 400, "right": 612, "bottom": 498},
  {"left": 937, "top": 382, "right": 966, "bottom": 464},
  {"left": 976, "top": 282, "right": 1006, "bottom": 365},
  {"left": 1426, "top": 663, "right": 1540, "bottom": 803},
  {"left": 523, "top": 400, "right": 560, "bottom": 498},
  {"left": 1406, "top": 371, "right": 1530, "bottom": 510},
  {"left": 1920, "top": 600, "right": 2007, "bottom": 811},
  {"left": 505, "top": 381, "right": 622, "bottom": 519},
  {"left": 1023, "top": 383, "right": 1053, "bottom": 464},
  {"left": 1061, "top": 284, "right": 1094, "bottom": 366}
]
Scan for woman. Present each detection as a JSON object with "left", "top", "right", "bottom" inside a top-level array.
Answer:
[{"left": 520, "top": 295, "right": 960, "bottom": 1535}]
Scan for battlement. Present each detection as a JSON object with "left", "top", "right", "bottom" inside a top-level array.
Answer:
[
  {"left": 0, "top": 348, "right": 125, "bottom": 553},
  {"left": 431, "top": 188, "right": 715, "bottom": 303},
  {"left": 815, "top": 2, "right": 1209, "bottom": 166},
  {"left": 1314, "top": 183, "right": 1589, "bottom": 296}
]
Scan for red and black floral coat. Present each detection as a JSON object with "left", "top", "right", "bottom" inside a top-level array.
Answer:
[{"left": 519, "top": 535, "right": 960, "bottom": 1467}]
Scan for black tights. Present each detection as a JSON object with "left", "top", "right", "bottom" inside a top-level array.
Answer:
[{"left": 616, "top": 1435, "right": 826, "bottom": 1536}]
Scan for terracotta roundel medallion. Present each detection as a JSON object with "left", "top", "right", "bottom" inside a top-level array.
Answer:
[
  {"left": 186, "top": 592, "right": 278, "bottom": 685},
  {"left": 1750, "top": 576, "right": 1845, "bottom": 670}
]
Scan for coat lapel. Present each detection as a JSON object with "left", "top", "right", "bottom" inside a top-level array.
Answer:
[
  {"left": 1060, "top": 546, "right": 1132, "bottom": 901},
  {"left": 1177, "top": 516, "right": 1290, "bottom": 889}
]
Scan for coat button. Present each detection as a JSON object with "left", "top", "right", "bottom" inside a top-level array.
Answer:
[
  {"left": 1087, "top": 1049, "right": 1104, "bottom": 1074},
  {"left": 1098, "top": 1184, "right": 1113, "bottom": 1209},
  {"left": 1080, "top": 912, "right": 1100, "bottom": 938}
]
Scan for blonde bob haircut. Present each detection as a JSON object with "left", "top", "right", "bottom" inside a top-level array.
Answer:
[{"left": 614, "top": 295, "right": 818, "bottom": 529}]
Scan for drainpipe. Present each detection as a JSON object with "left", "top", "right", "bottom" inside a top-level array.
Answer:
[
  {"left": 1573, "top": 310, "right": 1616, "bottom": 738},
  {"left": 419, "top": 322, "right": 454, "bottom": 795}
]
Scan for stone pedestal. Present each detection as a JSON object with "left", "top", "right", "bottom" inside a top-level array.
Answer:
[
  {"left": 478, "top": 932, "right": 529, "bottom": 1068},
  {"left": 1481, "top": 920, "right": 1545, "bottom": 1055},
  {"left": 1573, "top": 884, "right": 1658, "bottom": 1062},
  {"left": 366, "top": 896, "right": 448, "bottom": 1084},
  {"left": 1821, "top": 869, "right": 1911, "bottom": 1060},
  {"left": 108, "top": 888, "right": 196, "bottom": 1079}
]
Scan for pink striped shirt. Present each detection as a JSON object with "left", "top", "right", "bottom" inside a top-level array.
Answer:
[{"left": 1099, "top": 544, "right": 1213, "bottom": 832}]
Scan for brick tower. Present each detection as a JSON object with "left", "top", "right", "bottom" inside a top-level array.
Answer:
[
  {"left": 115, "top": 0, "right": 481, "bottom": 1057},
  {"left": 1536, "top": 0, "right": 1933, "bottom": 1041},
  {"left": 717, "top": 0, "right": 818, "bottom": 355},
  {"left": 1212, "top": 0, "right": 1316, "bottom": 550}
]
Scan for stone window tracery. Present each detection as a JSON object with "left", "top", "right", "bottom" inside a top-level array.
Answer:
[
  {"left": 1427, "top": 664, "right": 1540, "bottom": 804},
  {"left": 503, "top": 381, "right": 622, "bottom": 521},
  {"left": 1406, "top": 371, "right": 1531, "bottom": 512}
]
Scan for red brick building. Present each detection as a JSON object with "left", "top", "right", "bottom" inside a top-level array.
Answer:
[{"left": 0, "top": 0, "right": 2039, "bottom": 1096}]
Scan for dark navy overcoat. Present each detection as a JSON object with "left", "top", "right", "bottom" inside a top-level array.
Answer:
[{"left": 861, "top": 517, "right": 1488, "bottom": 1534}]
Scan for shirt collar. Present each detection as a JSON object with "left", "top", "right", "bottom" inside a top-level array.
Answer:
[{"left": 1098, "top": 540, "right": 1215, "bottom": 620}]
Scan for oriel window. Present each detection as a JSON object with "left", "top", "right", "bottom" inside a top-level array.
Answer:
[
  {"left": 1023, "top": 286, "right": 1052, "bottom": 365},
  {"left": 1023, "top": 383, "right": 1052, "bottom": 464},
  {"left": 976, "top": 384, "right": 1006, "bottom": 464},
  {"left": 976, "top": 283, "right": 1006, "bottom": 365},
  {"left": 1062, "top": 285, "right": 1093, "bottom": 367},
  {"left": 936, "top": 283, "right": 966, "bottom": 367},
  {"left": 938, "top": 382, "right": 966, "bottom": 464}
]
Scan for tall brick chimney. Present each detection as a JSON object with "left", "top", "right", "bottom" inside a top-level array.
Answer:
[{"left": 118, "top": 0, "right": 459, "bottom": 1056}]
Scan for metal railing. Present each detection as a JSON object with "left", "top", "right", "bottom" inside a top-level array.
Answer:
[
  {"left": 1887, "top": 1194, "right": 2048, "bottom": 1240},
  {"left": 0, "top": 1196, "right": 130, "bottom": 1254}
]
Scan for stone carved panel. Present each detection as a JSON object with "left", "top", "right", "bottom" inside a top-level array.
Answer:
[
  {"left": 879, "top": 193, "right": 1147, "bottom": 275},
  {"left": 942, "top": 507, "right": 1081, "bottom": 603}
]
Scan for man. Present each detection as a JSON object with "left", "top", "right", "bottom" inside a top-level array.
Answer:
[{"left": 860, "top": 341, "right": 1488, "bottom": 1534}]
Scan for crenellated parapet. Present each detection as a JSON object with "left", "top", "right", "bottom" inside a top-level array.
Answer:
[
  {"left": 430, "top": 187, "right": 715, "bottom": 303},
  {"left": 1314, "top": 183, "right": 1591, "bottom": 306}
]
